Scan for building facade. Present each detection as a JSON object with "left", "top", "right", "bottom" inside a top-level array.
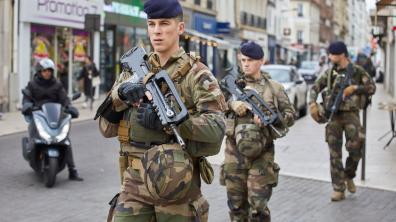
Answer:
[
  {"left": 236, "top": 0, "right": 268, "bottom": 53},
  {"left": 346, "top": 0, "right": 371, "bottom": 51},
  {"left": 289, "top": 0, "right": 321, "bottom": 61},
  {"left": 0, "top": 0, "right": 13, "bottom": 111},
  {"left": 333, "top": 0, "right": 349, "bottom": 41},
  {"left": 317, "top": 0, "right": 335, "bottom": 50}
]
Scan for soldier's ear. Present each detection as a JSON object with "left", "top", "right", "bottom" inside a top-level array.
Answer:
[{"left": 178, "top": 21, "right": 185, "bottom": 35}]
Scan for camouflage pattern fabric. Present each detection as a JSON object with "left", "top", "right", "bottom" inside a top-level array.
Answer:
[
  {"left": 309, "top": 63, "right": 376, "bottom": 192},
  {"left": 326, "top": 111, "right": 364, "bottom": 192},
  {"left": 113, "top": 152, "right": 209, "bottom": 222},
  {"left": 223, "top": 137, "right": 277, "bottom": 222},
  {"left": 101, "top": 47, "right": 226, "bottom": 221},
  {"left": 142, "top": 144, "right": 194, "bottom": 204},
  {"left": 222, "top": 72, "right": 293, "bottom": 221}
]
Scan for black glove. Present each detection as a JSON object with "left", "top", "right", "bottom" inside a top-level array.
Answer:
[
  {"left": 22, "top": 102, "right": 34, "bottom": 116},
  {"left": 137, "top": 103, "right": 163, "bottom": 130},
  {"left": 65, "top": 106, "right": 79, "bottom": 118},
  {"left": 118, "top": 82, "right": 146, "bottom": 104}
]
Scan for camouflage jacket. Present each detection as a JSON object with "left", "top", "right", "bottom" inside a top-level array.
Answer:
[
  {"left": 100, "top": 48, "right": 227, "bottom": 156},
  {"left": 228, "top": 72, "right": 295, "bottom": 138},
  {"left": 309, "top": 63, "right": 376, "bottom": 111}
]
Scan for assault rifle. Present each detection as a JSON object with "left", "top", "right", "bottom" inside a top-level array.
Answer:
[
  {"left": 95, "top": 47, "right": 189, "bottom": 148},
  {"left": 325, "top": 63, "right": 353, "bottom": 121},
  {"left": 220, "top": 66, "right": 283, "bottom": 137}
]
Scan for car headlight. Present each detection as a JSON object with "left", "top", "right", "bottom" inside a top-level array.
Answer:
[
  {"left": 34, "top": 116, "right": 52, "bottom": 143},
  {"left": 55, "top": 122, "right": 70, "bottom": 143}
]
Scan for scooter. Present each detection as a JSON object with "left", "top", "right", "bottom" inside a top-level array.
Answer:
[{"left": 21, "top": 90, "right": 80, "bottom": 188}]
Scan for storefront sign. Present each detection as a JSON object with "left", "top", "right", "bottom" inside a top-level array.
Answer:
[
  {"left": 104, "top": 1, "right": 146, "bottom": 19},
  {"left": 216, "top": 22, "right": 230, "bottom": 34},
  {"left": 193, "top": 12, "right": 217, "bottom": 34},
  {"left": 20, "top": 0, "right": 104, "bottom": 29},
  {"left": 241, "top": 30, "right": 268, "bottom": 47}
]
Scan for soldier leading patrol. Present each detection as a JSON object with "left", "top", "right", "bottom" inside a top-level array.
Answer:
[
  {"left": 97, "top": 0, "right": 227, "bottom": 221},
  {"left": 309, "top": 41, "right": 376, "bottom": 201},
  {"left": 221, "top": 41, "right": 295, "bottom": 222}
]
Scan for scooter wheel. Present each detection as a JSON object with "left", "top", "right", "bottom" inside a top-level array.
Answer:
[
  {"left": 44, "top": 157, "right": 58, "bottom": 188},
  {"left": 22, "top": 137, "right": 29, "bottom": 161}
]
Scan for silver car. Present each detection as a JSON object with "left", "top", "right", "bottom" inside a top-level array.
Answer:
[
  {"left": 298, "top": 61, "right": 320, "bottom": 83},
  {"left": 261, "top": 65, "right": 308, "bottom": 118}
]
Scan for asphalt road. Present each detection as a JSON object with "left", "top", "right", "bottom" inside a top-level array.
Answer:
[{"left": 1, "top": 120, "right": 395, "bottom": 222}]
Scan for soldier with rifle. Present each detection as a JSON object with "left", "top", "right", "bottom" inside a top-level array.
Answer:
[
  {"left": 95, "top": 0, "right": 227, "bottom": 221},
  {"left": 220, "top": 41, "right": 295, "bottom": 222},
  {"left": 309, "top": 41, "right": 376, "bottom": 201}
]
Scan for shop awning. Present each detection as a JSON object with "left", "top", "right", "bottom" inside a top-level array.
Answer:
[
  {"left": 376, "top": 0, "right": 396, "bottom": 11},
  {"left": 183, "top": 29, "right": 232, "bottom": 50}
]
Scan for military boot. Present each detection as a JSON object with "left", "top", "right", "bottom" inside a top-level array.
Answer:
[
  {"left": 346, "top": 179, "right": 356, "bottom": 193},
  {"left": 230, "top": 211, "right": 248, "bottom": 222},
  {"left": 331, "top": 191, "right": 345, "bottom": 201},
  {"left": 69, "top": 168, "right": 84, "bottom": 181}
]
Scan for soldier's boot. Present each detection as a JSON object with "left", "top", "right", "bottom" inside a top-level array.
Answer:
[
  {"left": 346, "top": 179, "right": 356, "bottom": 193},
  {"left": 249, "top": 212, "right": 270, "bottom": 222},
  {"left": 331, "top": 191, "right": 345, "bottom": 201},
  {"left": 229, "top": 211, "right": 248, "bottom": 222},
  {"left": 69, "top": 168, "right": 84, "bottom": 181}
]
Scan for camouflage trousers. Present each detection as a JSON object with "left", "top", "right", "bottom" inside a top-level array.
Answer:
[
  {"left": 222, "top": 136, "right": 279, "bottom": 222},
  {"left": 325, "top": 111, "right": 365, "bottom": 192},
  {"left": 112, "top": 152, "right": 209, "bottom": 222}
]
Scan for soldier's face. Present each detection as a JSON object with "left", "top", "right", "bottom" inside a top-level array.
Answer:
[
  {"left": 147, "top": 18, "right": 185, "bottom": 53},
  {"left": 329, "top": 53, "right": 343, "bottom": 65},
  {"left": 240, "top": 55, "right": 263, "bottom": 77}
]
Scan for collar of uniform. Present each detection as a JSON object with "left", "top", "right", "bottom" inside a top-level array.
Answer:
[
  {"left": 245, "top": 71, "right": 267, "bottom": 83},
  {"left": 150, "top": 47, "right": 186, "bottom": 69}
]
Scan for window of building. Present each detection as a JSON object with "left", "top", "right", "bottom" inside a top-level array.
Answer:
[
  {"left": 207, "top": 0, "right": 213, "bottom": 9},
  {"left": 250, "top": 14, "right": 255, "bottom": 26},
  {"left": 297, "top": 30, "right": 303, "bottom": 43},
  {"left": 241, "top": 11, "right": 247, "bottom": 25},
  {"left": 194, "top": 0, "right": 200, "bottom": 6},
  {"left": 297, "top": 3, "right": 303, "bottom": 17}
]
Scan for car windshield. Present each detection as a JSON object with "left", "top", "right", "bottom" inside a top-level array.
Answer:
[
  {"left": 262, "top": 68, "right": 291, "bottom": 83},
  {"left": 300, "top": 61, "right": 317, "bottom": 70}
]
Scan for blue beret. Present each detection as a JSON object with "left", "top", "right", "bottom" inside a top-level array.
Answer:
[
  {"left": 328, "top": 41, "right": 348, "bottom": 55},
  {"left": 240, "top": 41, "right": 264, "bottom": 60},
  {"left": 144, "top": 0, "right": 183, "bottom": 19}
]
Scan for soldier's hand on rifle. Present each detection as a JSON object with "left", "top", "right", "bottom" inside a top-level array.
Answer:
[
  {"left": 230, "top": 101, "right": 251, "bottom": 116},
  {"left": 118, "top": 82, "right": 146, "bottom": 106},
  {"left": 309, "top": 102, "right": 320, "bottom": 122},
  {"left": 137, "top": 103, "right": 164, "bottom": 130},
  {"left": 343, "top": 85, "right": 358, "bottom": 100},
  {"left": 253, "top": 115, "right": 262, "bottom": 126}
]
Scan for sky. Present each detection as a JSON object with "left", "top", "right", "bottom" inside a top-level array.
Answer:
[{"left": 366, "top": 0, "right": 376, "bottom": 11}]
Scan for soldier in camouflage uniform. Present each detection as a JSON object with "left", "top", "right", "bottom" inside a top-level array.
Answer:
[
  {"left": 97, "top": 0, "right": 226, "bottom": 221},
  {"left": 309, "top": 41, "right": 376, "bottom": 201},
  {"left": 222, "top": 41, "right": 295, "bottom": 222}
]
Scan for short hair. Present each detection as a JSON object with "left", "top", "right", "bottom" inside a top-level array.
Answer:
[{"left": 174, "top": 14, "right": 183, "bottom": 22}]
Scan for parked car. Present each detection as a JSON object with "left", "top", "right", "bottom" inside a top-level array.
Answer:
[
  {"left": 261, "top": 65, "right": 308, "bottom": 118},
  {"left": 298, "top": 61, "right": 319, "bottom": 83}
]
